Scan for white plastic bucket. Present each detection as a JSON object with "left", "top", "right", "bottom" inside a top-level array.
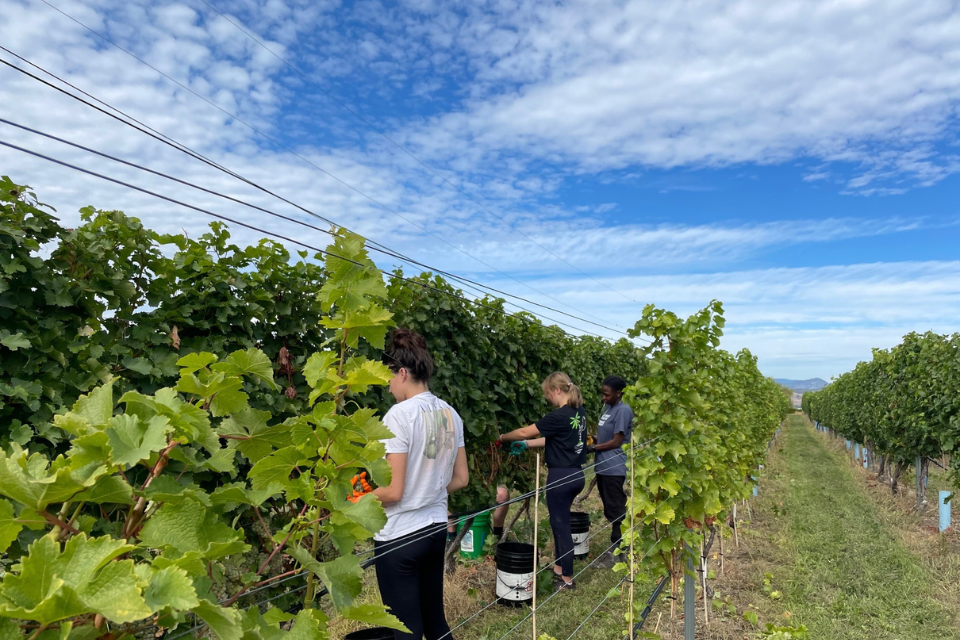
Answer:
[
  {"left": 572, "top": 531, "right": 589, "bottom": 558},
  {"left": 495, "top": 542, "right": 535, "bottom": 604},
  {"left": 496, "top": 568, "right": 534, "bottom": 602}
]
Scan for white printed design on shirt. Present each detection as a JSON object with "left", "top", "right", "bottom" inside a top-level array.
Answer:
[{"left": 423, "top": 408, "right": 456, "bottom": 461}]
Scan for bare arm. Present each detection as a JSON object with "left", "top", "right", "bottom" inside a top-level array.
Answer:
[
  {"left": 447, "top": 447, "right": 469, "bottom": 494},
  {"left": 372, "top": 452, "right": 407, "bottom": 505},
  {"left": 525, "top": 437, "right": 546, "bottom": 449},
  {"left": 593, "top": 432, "right": 625, "bottom": 453},
  {"left": 499, "top": 425, "right": 541, "bottom": 442}
]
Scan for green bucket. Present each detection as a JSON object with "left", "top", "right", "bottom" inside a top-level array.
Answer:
[{"left": 457, "top": 512, "right": 492, "bottom": 559}]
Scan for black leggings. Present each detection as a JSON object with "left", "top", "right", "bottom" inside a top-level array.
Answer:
[
  {"left": 546, "top": 467, "right": 585, "bottom": 577},
  {"left": 374, "top": 525, "right": 451, "bottom": 640}
]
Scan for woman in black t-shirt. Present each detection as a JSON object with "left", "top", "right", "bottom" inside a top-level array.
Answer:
[{"left": 499, "top": 372, "right": 587, "bottom": 591}]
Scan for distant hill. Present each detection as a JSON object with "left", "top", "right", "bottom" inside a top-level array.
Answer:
[{"left": 775, "top": 378, "right": 828, "bottom": 392}]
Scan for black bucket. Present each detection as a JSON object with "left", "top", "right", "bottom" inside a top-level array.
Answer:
[
  {"left": 495, "top": 542, "right": 536, "bottom": 606},
  {"left": 344, "top": 628, "right": 394, "bottom": 640},
  {"left": 570, "top": 511, "right": 590, "bottom": 558}
]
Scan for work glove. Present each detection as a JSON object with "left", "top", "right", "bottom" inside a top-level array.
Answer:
[
  {"left": 508, "top": 441, "right": 528, "bottom": 456},
  {"left": 347, "top": 471, "right": 372, "bottom": 503}
]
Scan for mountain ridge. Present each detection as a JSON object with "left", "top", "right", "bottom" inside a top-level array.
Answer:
[{"left": 774, "top": 377, "right": 828, "bottom": 392}]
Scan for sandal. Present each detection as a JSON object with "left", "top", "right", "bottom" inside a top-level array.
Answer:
[{"left": 553, "top": 577, "right": 576, "bottom": 592}]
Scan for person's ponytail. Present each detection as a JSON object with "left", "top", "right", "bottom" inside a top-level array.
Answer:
[
  {"left": 541, "top": 371, "right": 583, "bottom": 408},
  {"left": 566, "top": 383, "right": 583, "bottom": 409}
]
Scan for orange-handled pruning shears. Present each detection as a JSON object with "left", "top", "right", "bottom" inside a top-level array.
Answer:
[{"left": 348, "top": 471, "right": 373, "bottom": 503}]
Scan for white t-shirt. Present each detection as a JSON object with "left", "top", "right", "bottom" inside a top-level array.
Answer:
[{"left": 375, "top": 391, "right": 465, "bottom": 542}]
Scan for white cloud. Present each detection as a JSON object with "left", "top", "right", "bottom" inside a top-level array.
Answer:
[
  {"left": 391, "top": 0, "right": 960, "bottom": 191},
  {"left": 3, "top": 0, "right": 960, "bottom": 385},
  {"left": 480, "top": 260, "right": 960, "bottom": 379},
  {"left": 451, "top": 216, "right": 935, "bottom": 274}
]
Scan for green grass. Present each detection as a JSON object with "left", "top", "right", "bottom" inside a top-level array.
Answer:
[
  {"left": 455, "top": 501, "right": 659, "bottom": 640},
  {"left": 337, "top": 418, "right": 960, "bottom": 640},
  {"left": 772, "top": 415, "right": 960, "bottom": 639}
]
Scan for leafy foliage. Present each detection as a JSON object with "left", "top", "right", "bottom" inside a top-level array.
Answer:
[
  {"left": 621, "top": 301, "right": 790, "bottom": 612},
  {"left": 1, "top": 176, "right": 648, "bottom": 516},
  {"left": 804, "top": 331, "right": 960, "bottom": 490},
  {"left": 378, "top": 274, "right": 649, "bottom": 511},
  {"left": 0, "top": 219, "right": 401, "bottom": 638},
  {"left": 1, "top": 177, "right": 789, "bottom": 638}
]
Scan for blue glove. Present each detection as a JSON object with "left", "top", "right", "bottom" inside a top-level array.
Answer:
[{"left": 508, "top": 441, "right": 529, "bottom": 456}]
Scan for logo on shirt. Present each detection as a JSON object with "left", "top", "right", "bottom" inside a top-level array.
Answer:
[
  {"left": 423, "top": 408, "right": 456, "bottom": 460},
  {"left": 571, "top": 413, "right": 586, "bottom": 454}
]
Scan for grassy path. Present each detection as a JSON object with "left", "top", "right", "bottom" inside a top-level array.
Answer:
[{"left": 774, "top": 415, "right": 959, "bottom": 639}]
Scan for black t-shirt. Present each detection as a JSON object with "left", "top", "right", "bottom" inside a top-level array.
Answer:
[{"left": 535, "top": 405, "right": 588, "bottom": 468}]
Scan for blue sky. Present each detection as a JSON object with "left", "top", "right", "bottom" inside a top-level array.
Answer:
[{"left": 2, "top": 0, "right": 960, "bottom": 379}]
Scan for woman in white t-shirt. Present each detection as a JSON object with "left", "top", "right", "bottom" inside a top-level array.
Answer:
[{"left": 372, "top": 328, "right": 469, "bottom": 640}]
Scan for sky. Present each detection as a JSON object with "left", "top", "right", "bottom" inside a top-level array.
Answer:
[{"left": 2, "top": 0, "right": 960, "bottom": 380}]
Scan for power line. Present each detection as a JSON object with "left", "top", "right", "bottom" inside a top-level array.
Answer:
[
  {"left": 30, "top": 0, "right": 626, "bottom": 331},
  {"left": 439, "top": 518, "right": 619, "bottom": 640},
  {"left": 489, "top": 533, "right": 664, "bottom": 640},
  {"left": 563, "top": 575, "right": 629, "bottom": 640},
  {"left": 195, "top": 0, "right": 644, "bottom": 308},
  {"left": 0, "top": 55, "right": 560, "bottom": 332},
  {"left": 161, "top": 444, "right": 662, "bottom": 640},
  {"left": 355, "top": 434, "right": 666, "bottom": 567},
  {"left": 0, "top": 138, "right": 622, "bottom": 339},
  {"left": 0, "top": 114, "right": 631, "bottom": 338}
]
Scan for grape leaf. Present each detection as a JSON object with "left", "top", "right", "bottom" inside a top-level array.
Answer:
[
  {"left": 218, "top": 408, "right": 290, "bottom": 463},
  {"left": 139, "top": 499, "right": 246, "bottom": 560},
  {"left": 285, "top": 609, "right": 330, "bottom": 640},
  {"left": 0, "top": 534, "right": 149, "bottom": 624},
  {"left": 0, "top": 450, "right": 101, "bottom": 510},
  {"left": 331, "top": 494, "right": 386, "bottom": 536},
  {"left": 341, "top": 603, "right": 408, "bottom": 631},
  {"left": 176, "top": 352, "right": 218, "bottom": 375},
  {"left": 248, "top": 446, "right": 310, "bottom": 492},
  {"left": 143, "top": 566, "right": 199, "bottom": 613},
  {"left": 0, "top": 331, "right": 30, "bottom": 351},
  {"left": 81, "top": 475, "right": 134, "bottom": 505},
  {"left": 193, "top": 599, "right": 243, "bottom": 640},
  {"left": 288, "top": 546, "right": 362, "bottom": 612},
  {"left": 72, "top": 382, "right": 114, "bottom": 428},
  {"left": 0, "top": 499, "right": 22, "bottom": 554},
  {"left": 212, "top": 349, "right": 278, "bottom": 391},
  {"left": 105, "top": 414, "right": 170, "bottom": 467}
]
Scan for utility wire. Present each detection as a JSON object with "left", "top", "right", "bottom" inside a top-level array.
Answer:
[
  {"left": 0, "top": 114, "right": 631, "bottom": 338},
  {"left": 440, "top": 518, "right": 619, "bottom": 640},
  {"left": 195, "top": 0, "right": 643, "bottom": 308},
  {"left": 0, "top": 135, "right": 666, "bottom": 595},
  {"left": 223, "top": 432, "right": 665, "bottom": 604},
  {"left": 0, "top": 53, "right": 608, "bottom": 337},
  {"left": 164, "top": 444, "right": 660, "bottom": 640},
  {"left": 0, "top": 138, "right": 623, "bottom": 338},
  {"left": 0, "top": 54, "right": 523, "bottom": 318},
  {"left": 490, "top": 534, "right": 663, "bottom": 640},
  {"left": 29, "top": 1, "right": 627, "bottom": 330},
  {"left": 563, "top": 575, "right": 629, "bottom": 640},
  {"left": 0, "top": 49, "right": 642, "bottom": 342},
  {"left": 356, "top": 434, "right": 666, "bottom": 565}
]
